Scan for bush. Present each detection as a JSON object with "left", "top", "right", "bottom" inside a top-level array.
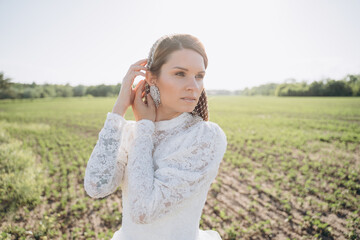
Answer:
[
  {"left": 0, "top": 125, "right": 46, "bottom": 216},
  {"left": 73, "top": 85, "right": 87, "bottom": 97},
  {"left": 0, "top": 88, "right": 19, "bottom": 99}
]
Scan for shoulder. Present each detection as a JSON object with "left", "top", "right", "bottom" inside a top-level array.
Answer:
[
  {"left": 205, "top": 121, "right": 227, "bottom": 142},
  {"left": 192, "top": 119, "right": 226, "bottom": 141},
  {"left": 188, "top": 117, "right": 227, "bottom": 152},
  {"left": 184, "top": 119, "right": 228, "bottom": 171}
]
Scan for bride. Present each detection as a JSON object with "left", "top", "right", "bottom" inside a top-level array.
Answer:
[{"left": 84, "top": 33, "right": 227, "bottom": 240}]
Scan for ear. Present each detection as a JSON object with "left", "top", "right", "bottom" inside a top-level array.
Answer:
[{"left": 145, "top": 71, "right": 157, "bottom": 86}]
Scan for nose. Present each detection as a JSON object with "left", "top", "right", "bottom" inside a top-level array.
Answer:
[{"left": 186, "top": 76, "right": 201, "bottom": 91}]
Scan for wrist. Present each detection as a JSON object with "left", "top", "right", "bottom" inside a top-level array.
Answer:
[
  {"left": 112, "top": 103, "right": 127, "bottom": 117},
  {"left": 135, "top": 119, "right": 155, "bottom": 136}
]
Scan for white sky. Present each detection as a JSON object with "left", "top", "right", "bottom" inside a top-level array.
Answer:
[{"left": 1, "top": 0, "right": 359, "bottom": 91}]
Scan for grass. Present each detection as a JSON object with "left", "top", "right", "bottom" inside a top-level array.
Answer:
[{"left": 0, "top": 95, "right": 359, "bottom": 239}]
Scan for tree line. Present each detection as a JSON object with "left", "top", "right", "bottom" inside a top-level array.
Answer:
[
  {"left": 1, "top": 72, "right": 359, "bottom": 99},
  {"left": 0, "top": 72, "right": 121, "bottom": 99},
  {"left": 236, "top": 74, "right": 360, "bottom": 96}
]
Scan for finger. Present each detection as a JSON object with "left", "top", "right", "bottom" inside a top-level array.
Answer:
[
  {"left": 123, "top": 71, "right": 145, "bottom": 86},
  {"left": 134, "top": 81, "right": 146, "bottom": 94},
  {"left": 130, "top": 71, "right": 146, "bottom": 79},
  {"left": 134, "top": 79, "right": 144, "bottom": 91},
  {"left": 134, "top": 81, "right": 145, "bottom": 104},
  {"left": 135, "top": 81, "right": 144, "bottom": 95},
  {"left": 139, "top": 58, "right": 148, "bottom": 66},
  {"left": 146, "top": 93, "right": 156, "bottom": 109},
  {"left": 138, "top": 79, "right": 146, "bottom": 88},
  {"left": 133, "top": 58, "right": 148, "bottom": 66},
  {"left": 130, "top": 65, "right": 148, "bottom": 71},
  {"left": 140, "top": 61, "right": 148, "bottom": 66}
]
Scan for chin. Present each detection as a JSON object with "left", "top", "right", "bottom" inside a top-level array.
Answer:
[
  {"left": 172, "top": 100, "right": 197, "bottom": 113},
  {"left": 174, "top": 106, "right": 195, "bottom": 113},
  {"left": 185, "top": 106, "right": 197, "bottom": 113}
]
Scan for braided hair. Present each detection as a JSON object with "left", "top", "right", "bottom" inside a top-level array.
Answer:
[
  {"left": 145, "top": 34, "right": 209, "bottom": 121},
  {"left": 191, "top": 89, "right": 209, "bottom": 121}
]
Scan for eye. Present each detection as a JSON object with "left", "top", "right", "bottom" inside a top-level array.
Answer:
[
  {"left": 196, "top": 74, "right": 204, "bottom": 80},
  {"left": 175, "top": 71, "right": 185, "bottom": 77}
]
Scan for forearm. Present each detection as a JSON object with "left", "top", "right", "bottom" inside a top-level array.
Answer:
[
  {"left": 84, "top": 112, "right": 127, "bottom": 198},
  {"left": 127, "top": 119, "right": 156, "bottom": 223},
  {"left": 112, "top": 95, "right": 128, "bottom": 117}
]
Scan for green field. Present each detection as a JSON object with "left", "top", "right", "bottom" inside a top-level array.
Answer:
[{"left": 0, "top": 96, "right": 359, "bottom": 240}]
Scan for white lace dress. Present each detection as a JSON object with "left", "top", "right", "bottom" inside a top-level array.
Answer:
[{"left": 84, "top": 111, "right": 227, "bottom": 240}]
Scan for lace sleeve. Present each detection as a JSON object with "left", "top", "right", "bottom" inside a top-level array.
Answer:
[
  {"left": 84, "top": 112, "right": 128, "bottom": 198},
  {"left": 127, "top": 120, "right": 227, "bottom": 224}
]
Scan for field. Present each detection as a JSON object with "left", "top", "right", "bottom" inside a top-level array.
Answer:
[{"left": 0, "top": 96, "right": 359, "bottom": 240}]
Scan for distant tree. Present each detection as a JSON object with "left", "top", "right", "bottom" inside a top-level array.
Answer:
[
  {"left": 22, "top": 87, "right": 43, "bottom": 99},
  {"left": 308, "top": 81, "right": 325, "bottom": 96},
  {"left": 323, "top": 80, "right": 352, "bottom": 96},
  {"left": 234, "top": 87, "right": 248, "bottom": 95},
  {"left": 275, "top": 83, "right": 289, "bottom": 96},
  {"left": 251, "top": 83, "right": 278, "bottom": 96},
  {"left": 0, "top": 72, "right": 18, "bottom": 99},
  {"left": 112, "top": 83, "right": 121, "bottom": 95},
  {"left": 85, "top": 84, "right": 115, "bottom": 97},
  {"left": 42, "top": 84, "right": 56, "bottom": 97},
  {"left": 0, "top": 88, "right": 18, "bottom": 99},
  {"left": 55, "top": 84, "right": 73, "bottom": 97},
  {"left": 286, "top": 81, "right": 309, "bottom": 96},
  {"left": 233, "top": 83, "right": 278, "bottom": 96},
  {"left": 345, "top": 74, "right": 360, "bottom": 96},
  {"left": 0, "top": 72, "right": 12, "bottom": 90},
  {"left": 73, "top": 85, "right": 87, "bottom": 97}
]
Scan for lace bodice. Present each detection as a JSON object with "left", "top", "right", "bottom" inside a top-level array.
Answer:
[{"left": 84, "top": 112, "right": 227, "bottom": 240}]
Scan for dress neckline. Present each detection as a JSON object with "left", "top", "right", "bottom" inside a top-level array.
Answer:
[{"left": 154, "top": 112, "right": 193, "bottom": 131}]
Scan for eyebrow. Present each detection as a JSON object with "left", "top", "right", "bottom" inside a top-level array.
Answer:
[{"left": 172, "top": 66, "right": 205, "bottom": 73}]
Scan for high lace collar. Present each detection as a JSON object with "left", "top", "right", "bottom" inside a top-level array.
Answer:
[{"left": 154, "top": 112, "right": 194, "bottom": 131}]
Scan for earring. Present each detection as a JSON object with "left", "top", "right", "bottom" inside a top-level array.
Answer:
[{"left": 150, "top": 85, "right": 161, "bottom": 108}]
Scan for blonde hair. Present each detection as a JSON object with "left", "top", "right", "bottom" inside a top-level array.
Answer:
[{"left": 145, "top": 34, "right": 209, "bottom": 121}]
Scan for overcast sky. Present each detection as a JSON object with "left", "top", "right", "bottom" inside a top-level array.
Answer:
[{"left": 1, "top": 0, "right": 359, "bottom": 91}]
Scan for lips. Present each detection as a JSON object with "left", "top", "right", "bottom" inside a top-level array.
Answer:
[
  {"left": 181, "top": 97, "right": 196, "bottom": 101},
  {"left": 181, "top": 97, "right": 197, "bottom": 103}
]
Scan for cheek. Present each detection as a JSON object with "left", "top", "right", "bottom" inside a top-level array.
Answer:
[
  {"left": 163, "top": 86, "right": 179, "bottom": 102},
  {"left": 199, "top": 81, "right": 204, "bottom": 91},
  {"left": 159, "top": 80, "right": 180, "bottom": 102}
]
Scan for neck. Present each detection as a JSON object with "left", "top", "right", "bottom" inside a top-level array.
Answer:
[{"left": 155, "top": 106, "right": 183, "bottom": 122}]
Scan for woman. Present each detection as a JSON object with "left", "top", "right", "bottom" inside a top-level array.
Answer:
[{"left": 84, "top": 34, "right": 227, "bottom": 240}]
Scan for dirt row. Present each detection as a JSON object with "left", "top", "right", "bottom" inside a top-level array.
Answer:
[{"left": 202, "top": 157, "right": 351, "bottom": 240}]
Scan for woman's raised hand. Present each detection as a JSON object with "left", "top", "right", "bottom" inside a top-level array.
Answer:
[{"left": 112, "top": 59, "right": 148, "bottom": 117}]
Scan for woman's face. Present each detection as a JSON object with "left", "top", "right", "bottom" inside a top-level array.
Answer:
[{"left": 149, "top": 48, "right": 206, "bottom": 117}]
